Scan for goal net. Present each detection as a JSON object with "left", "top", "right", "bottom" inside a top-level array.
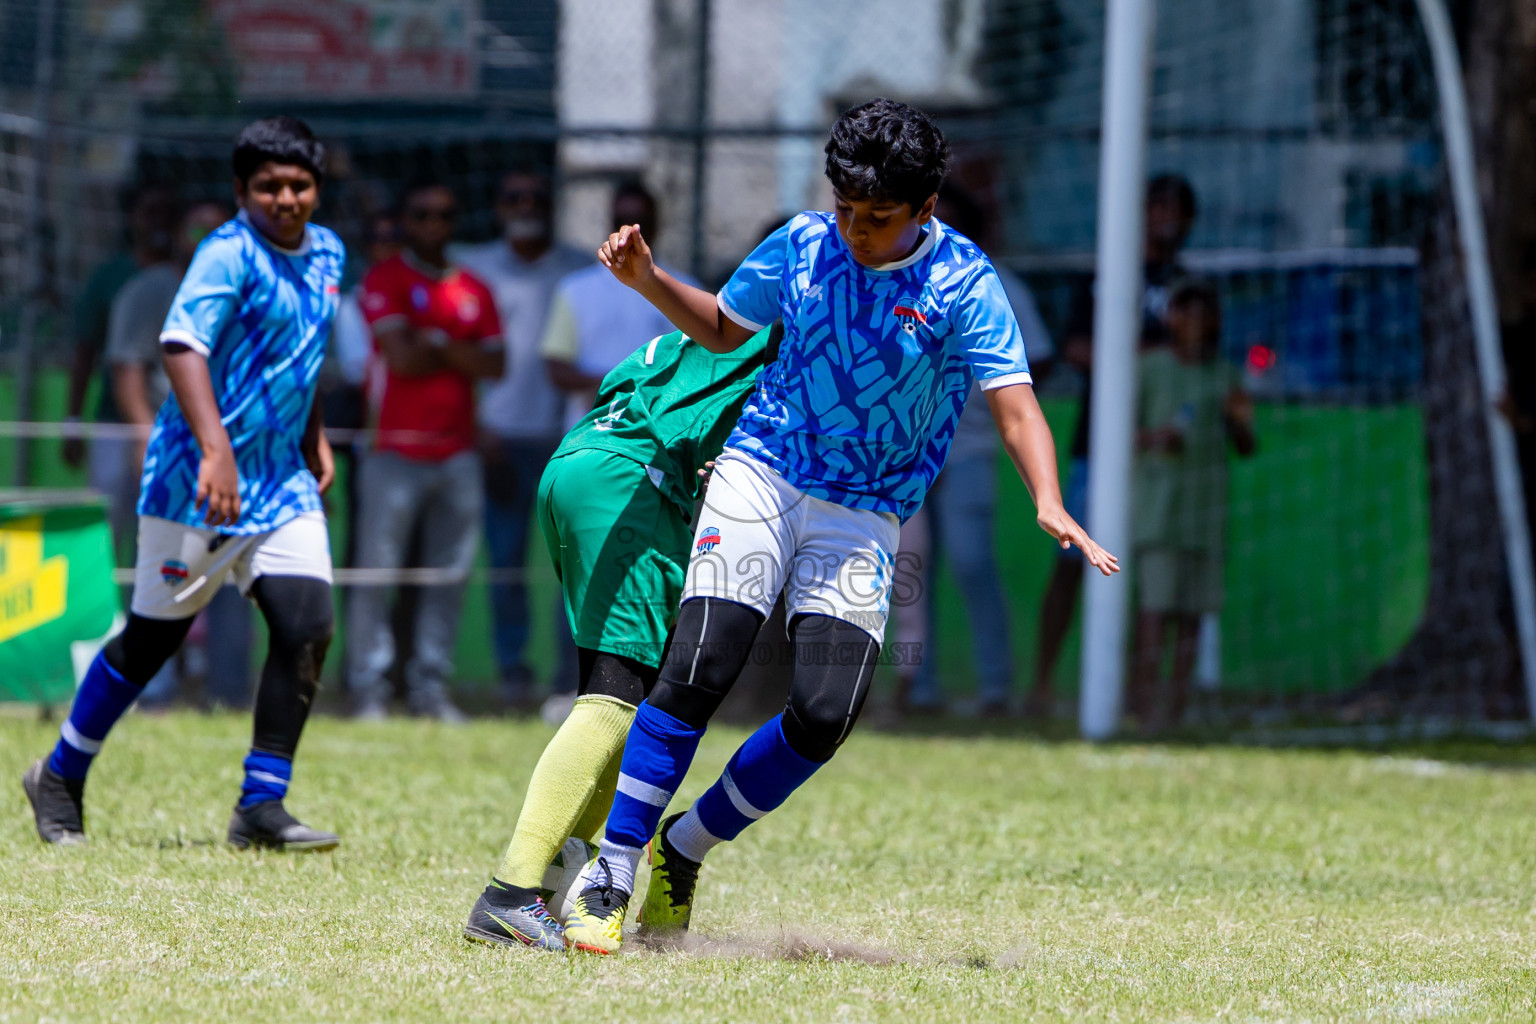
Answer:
[{"left": 987, "top": 0, "right": 1526, "bottom": 730}]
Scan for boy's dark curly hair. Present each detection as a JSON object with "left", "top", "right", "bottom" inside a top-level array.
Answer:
[
  {"left": 232, "top": 116, "right": 325, "bottom": 187},
  {"left": 824, "top": 98, "right": 950, "bottom": 212}
]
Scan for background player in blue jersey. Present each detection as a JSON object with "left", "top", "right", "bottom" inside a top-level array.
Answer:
[
  {"left": 23, "top": 117, "right": 346, "bottom": 852},
  {"left": 561, "top": 99, "right": 1119, "bottom": 953}
]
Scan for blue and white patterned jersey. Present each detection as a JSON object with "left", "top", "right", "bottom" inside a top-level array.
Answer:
[
  {"left": 717, "top": 211, "right": 1030, "bottom": 521},
  {"left": 138, "top": 212, "right": 344, "bottom": 535}
]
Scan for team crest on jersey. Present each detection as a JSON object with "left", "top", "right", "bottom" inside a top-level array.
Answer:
[
  {"left": 893, "top": 302, "right": 928, "bottom": 334},
  {"left": 695, "top": 527, "right": 722, "bottom": 554},
  {"left": 410, "top": 284, "right": 430, "bottom": 310},
  {"left": 160, "top": 559, "right": 190, "bottom": 585}
]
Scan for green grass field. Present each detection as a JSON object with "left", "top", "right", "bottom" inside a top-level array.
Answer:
[{"left": 4, "top": 711, "right": 1534, "bottom": 1022}]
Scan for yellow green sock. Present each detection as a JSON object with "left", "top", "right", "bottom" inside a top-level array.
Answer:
[
  {"left": 571, "top": 742, "right": 623, "bottom": 845},
  {"left": 496, "top": 694, "right": 635, "bottom": 889}
]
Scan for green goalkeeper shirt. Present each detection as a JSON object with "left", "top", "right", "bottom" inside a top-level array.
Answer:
[{"left": 552, "top": 327, "right": 773, "bottom": 517}]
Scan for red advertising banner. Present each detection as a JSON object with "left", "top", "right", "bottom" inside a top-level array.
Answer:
[{"left": 209, "top": 0, "right": 479, "bottom": 100}]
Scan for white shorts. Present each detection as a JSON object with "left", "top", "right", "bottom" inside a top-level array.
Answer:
[
  {"left": 682, "top": 450, "right": 900, "bottom": 640},
  {"left": 131, "top": 512, "right": 333, "bottom": 620}
]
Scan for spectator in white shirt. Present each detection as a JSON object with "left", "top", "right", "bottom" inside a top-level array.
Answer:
[
  {"left": 455, "top": 170, "right": 591, "bottom": 705},
  {"left": 541, "top": 180, "right": 700, "bottom": 428}
]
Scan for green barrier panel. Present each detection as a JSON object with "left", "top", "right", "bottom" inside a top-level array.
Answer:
[
  {"left": 0, "top": 493, "right": 121, "bottom": 704},
  {"left": 0, "top": 368, "right": 1434, "bottom": 697},
  {"left": 932, "top": 401, "right": 1430, "bottom": 699}
]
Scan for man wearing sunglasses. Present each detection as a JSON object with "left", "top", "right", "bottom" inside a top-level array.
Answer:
[{"left": 350, "top": 180, "right": 505, "bottom": 720}]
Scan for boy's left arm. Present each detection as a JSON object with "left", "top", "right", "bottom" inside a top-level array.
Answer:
[
  {"left": 302, "top": 394, "right": 335, "bottom": 495},
  {"left": 955, "top": 265, "right": 1117, "bottom": 576},
  {"left": 986, "top": 383, "right": 1119, "bottom": 577}
]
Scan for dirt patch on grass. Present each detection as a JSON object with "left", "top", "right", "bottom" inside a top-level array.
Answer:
[{"left": 632, "top": 928, "right": 900, "bottom": 966}]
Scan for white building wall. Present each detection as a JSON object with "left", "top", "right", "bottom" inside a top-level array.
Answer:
[
  {"left": 773, "top": 0, "right": 989, "bottom": 215},
  {"left": 553, "top": 0, "right": 1426, "bottom": 265},
  {"left": 552, "top": 0, "right": 996, "bottom": 277}
]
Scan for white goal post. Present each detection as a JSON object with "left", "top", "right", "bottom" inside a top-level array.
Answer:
[{"left": 1079, "top": 0, "right": 1157, "bottom": 741}]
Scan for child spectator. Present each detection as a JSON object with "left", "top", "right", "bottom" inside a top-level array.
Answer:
[
  {"left": 1029, "top": 173, "right": 1197, "bottom": 718},
  {"left": 1130, "top": 279, "right": 1255, "bottom": 733}
]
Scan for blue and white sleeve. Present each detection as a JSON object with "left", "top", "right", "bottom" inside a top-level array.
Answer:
[
  {"left": 717, "top": 221, "right": 792, "bottom": 332},
  {"left": 953, "top": 266, "right": 1032, "bottom": 390},
  {"left": 159, "top": 236, "right": 244, "bottom": 357}
]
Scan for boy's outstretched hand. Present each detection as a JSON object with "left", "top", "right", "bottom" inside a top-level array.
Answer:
[
  {"left": 985, "top": 383, "right": 1120, "bottom": 578},
  {"left": 1038, "top": 502, "right": 1120, "bottom": 577},
  {"left": 599, "top": 224, "right": 656, "bottom": 290}
]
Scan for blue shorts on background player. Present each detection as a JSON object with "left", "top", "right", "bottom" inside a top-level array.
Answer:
[
  {"left": 558, "top": 98, "right": 1121, "bottom": 955},
  {"left": 23, "top": 117, "right": 346, "bottom": 852}
]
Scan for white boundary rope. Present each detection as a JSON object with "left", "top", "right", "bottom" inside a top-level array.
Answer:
[
  {"left": 108, "top": 568, "right": 528, "bottom": 586},
  {"left": 0, "top": 420, "right": 535, "bottom": 588},
  {"left": 0, "top": 421, "right": 450, "bottom": 446}
]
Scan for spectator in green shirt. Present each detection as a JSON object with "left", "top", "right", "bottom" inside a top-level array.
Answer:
[{"left": 1130, "top": 279, "right": 1255, "bottom": 733}]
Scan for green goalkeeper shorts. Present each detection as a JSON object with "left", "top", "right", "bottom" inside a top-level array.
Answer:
[{"left": 536, "top": 449, "right": 692, "bottom": 668}]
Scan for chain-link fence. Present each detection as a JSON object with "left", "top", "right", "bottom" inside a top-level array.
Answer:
[{"left": 0, "top": 0, "right": 1522, "bottom": 730}]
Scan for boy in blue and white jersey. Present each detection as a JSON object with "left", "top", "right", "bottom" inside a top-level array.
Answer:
[
  {"left": 24, "top": 117, "right": 346, "bottom": 852},
  {"left": 562, "top": 99, "right": 1119, "bottom": 953}
]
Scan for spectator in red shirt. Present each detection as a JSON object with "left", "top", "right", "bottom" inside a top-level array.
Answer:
[{"left": 351, "top": 180, "right": 505, "bottom": 720}]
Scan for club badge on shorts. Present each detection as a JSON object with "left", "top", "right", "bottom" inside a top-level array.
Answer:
[
  {"left": 160, "top": 559, "right": 190, "bottom": 586},
  {"left": 695, "top": 527, "right": 722, "bottom": 554}
]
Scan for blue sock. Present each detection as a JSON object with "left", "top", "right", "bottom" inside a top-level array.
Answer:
[
  {"left": 690, "top": 715, "right": 822, "bottom": 845},
  {"left": 46, "top": 652, "right": 143, "bottom": 780},
  {"left": 239, "top": 750, "right": 292, "bottom": 809},
  {"left": 603, "top": 702, "right": 705, "bottom": 850}
]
